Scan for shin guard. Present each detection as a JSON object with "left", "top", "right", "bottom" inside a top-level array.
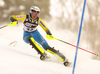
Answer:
[
  {"left": 29, "top": 37, "right": 45, "bottom": 55},
  {"left": 47, "top": 47, "right": 66, "bottom": 62}
]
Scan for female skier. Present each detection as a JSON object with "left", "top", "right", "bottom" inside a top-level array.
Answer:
[{"left": 9, "top": 6, "right": 69, "bottom": 66}]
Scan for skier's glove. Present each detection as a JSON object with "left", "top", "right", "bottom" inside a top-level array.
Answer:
[
  {"left": 9, "top": 21, "right": 18, "bottom": 26},
  {"left": 46, "top": 34, "right": 55, "bottom": 40},
  {"left": 46, "top": 30, "right": 52, "bottom": 35},
  {"left": 10, "top": 17, "right": 18, "bottom": 26}
]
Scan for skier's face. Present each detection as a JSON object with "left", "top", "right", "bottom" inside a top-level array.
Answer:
[{"left": 31, "top": 10, "right": 39, "bottom": 19}]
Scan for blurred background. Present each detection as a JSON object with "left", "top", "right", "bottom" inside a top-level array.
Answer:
[{"left": 0, "top": 0, "right": 100, "bottom": 60}]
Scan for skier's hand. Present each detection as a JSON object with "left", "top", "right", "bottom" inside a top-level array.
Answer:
[
  {"left": 7, "top": 21, "right": 18, "bottom": 26},
  {"left": 46, "top": 34, "right": 55, "bottom": 40},
  {"left": 9, "top": 17, "right": 18, "bottom": 26},
  {"left": 10, "top": 21, "right": 18, "bottom": 26}
]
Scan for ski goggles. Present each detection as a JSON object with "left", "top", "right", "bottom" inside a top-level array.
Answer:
[
  {"left": 31, "top": 10, "right": 40, "bottom": 13},
  {"left": 31, "top": 11, "right": 39, "bottom": 16}
]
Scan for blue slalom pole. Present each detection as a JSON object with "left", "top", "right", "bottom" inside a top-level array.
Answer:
[{"left": 72, "top": 0, "right": 86, "bottom": 74}]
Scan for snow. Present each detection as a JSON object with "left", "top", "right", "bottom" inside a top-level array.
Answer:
[
  {"left": 0, "top": 0, "right": 100, "bottom": 74},
  {"left": 0, "top": 24, "right": 100, "bottom": 74}
]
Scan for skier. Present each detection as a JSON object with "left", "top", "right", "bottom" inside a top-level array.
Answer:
[{"left": 9, "top": 6, "right": 69, "bottom": 66}]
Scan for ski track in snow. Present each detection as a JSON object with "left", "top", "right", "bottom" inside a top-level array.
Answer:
[{"left": 0, "top": 24, "right": 100, "bottom": 74}]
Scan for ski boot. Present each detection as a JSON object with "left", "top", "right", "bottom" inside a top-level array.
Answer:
[
  {"left": 47, "top": 47, "right": 70, "bottom": 66},
  {"left": 40, "top": 52, "right": 50, "bottom": 60},
  {"left": 63, "top": 59, "right": 70, "bottom": 66}
]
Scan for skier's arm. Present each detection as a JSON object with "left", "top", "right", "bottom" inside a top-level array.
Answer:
[
  {"left": 9, "top": 15, "right": 26, "bottom": 22},
  {"left": 38, "top": 18, "right": 55, "bottom": 39},
  {"left": 38, "top": 18, "right": 52, "bottom": 35}
]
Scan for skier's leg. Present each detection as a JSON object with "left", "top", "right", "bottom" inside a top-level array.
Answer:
[
  {"left": 47, "top": 47, "right": 70, "bottom": 66},
  {"left": 29, "top": 37, "right": 49, "bottom": 60},
  {"left": 47, "top": 47, "right": 69, "bottom": 62},
  {"left": 31, "top": 30, "right": 69, "bottom": 63},
  {"left": 32, "top": 30, "right": 50, "bottom": 50},
  {"left": 23, "top": 31, "right": 31, "bottom": 44},
  {"left": 29, "top": 37, "right": 45, "bottom": 55},
  {"left": 23, "top": 31, "right": 48, "bottom": 60}
]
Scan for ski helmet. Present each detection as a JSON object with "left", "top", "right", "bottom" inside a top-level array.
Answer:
[
  {"left": 29, "top": 6, "right": 40, "bottom": 19},
  {"left": 30, "top": 6, "right": 40, "bottom": 13}
]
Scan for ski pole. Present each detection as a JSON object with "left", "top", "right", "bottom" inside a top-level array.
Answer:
[
  {"left": 0, "top": 23, "right": 11, "bottom": 29},
  {"left": 0, "top": 25, "right": 8, "bottom": 29},
  {"left": 55, "top": 38, "right": 98, "bottom": 56},
  {"left": 0, "top": 21, "right": 17, "bottom": 29},
  {"left": 46, "top": 35, "right": 98, "bottom": 56}
]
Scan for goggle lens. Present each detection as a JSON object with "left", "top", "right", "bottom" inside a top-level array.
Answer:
[{"left": 31, "top": 10, "right": 40, "bottom": 13}]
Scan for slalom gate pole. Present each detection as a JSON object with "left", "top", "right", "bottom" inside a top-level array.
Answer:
[
  {"left": 9, "top": 41, "right": 17, "bottom": 47},
  {"left": 72, "top": 0, "right": 86, "bottom": 74},
  {"left": 56, "top": 38, "right": 98, "bottom": 56}
]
